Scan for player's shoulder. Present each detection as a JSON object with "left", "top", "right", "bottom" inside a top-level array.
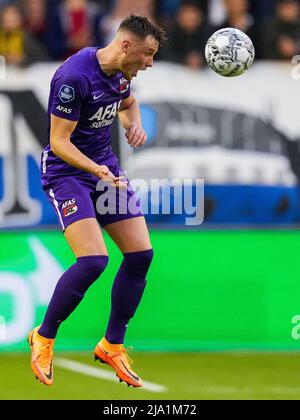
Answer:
[
  {"left": 54, "top": 47, "right": 96, "bottom": 84},
  {"left": 65, "top": 47, "right": 96, "bottom": 67}
]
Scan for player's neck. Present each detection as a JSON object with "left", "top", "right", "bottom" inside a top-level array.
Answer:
[{"left": 96, "top": 47, "right": 120, "bottom": 77}]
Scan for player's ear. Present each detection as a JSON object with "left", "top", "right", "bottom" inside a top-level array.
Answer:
[{"left": 122, "top": 39, "right": 131, "bottom": 54}]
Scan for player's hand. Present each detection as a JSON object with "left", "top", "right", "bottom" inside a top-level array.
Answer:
[
  {"left": 95, "top": 165, "right": 128, "bottom": 189},
  {"left": 125, "top": 125, "right": 147, "bottom": 148}
]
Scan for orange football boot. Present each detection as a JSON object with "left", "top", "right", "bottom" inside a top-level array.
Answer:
[
  {"left": 28, "top": 326, "right": 54, "bottom": 386},
  {"left": 94, "top": 337, "right": 143, "bottom": 388}
]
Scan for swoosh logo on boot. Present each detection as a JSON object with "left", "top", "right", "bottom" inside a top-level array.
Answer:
[
  {"left": 99, "top": 345, "right": 109, "bottom": 355},
  {"left": 44, "top": 361, "right": 53, "bottom": 380},
  {"left": 120, "top": 360, "right": 140, "bottom": 381}
]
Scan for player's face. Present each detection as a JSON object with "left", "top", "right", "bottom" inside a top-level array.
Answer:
[{"left": 121, "top": 35, "right": 159, "bottom": 81}]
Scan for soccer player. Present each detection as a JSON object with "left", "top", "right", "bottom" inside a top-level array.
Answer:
[{"left": 28, "top": 15, "right": 166, "bottom": 388}]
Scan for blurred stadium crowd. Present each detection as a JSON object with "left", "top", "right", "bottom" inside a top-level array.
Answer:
[{"left": 0, "top": 0, "right": 299, "bottom": 68}]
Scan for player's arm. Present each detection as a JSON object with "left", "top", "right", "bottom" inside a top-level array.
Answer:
[
  {"left": 50, "top": 114, "right": 127, "bottom": 187},
  {"left": 118, "top": 94, "right": 147, "bottom": 148}
]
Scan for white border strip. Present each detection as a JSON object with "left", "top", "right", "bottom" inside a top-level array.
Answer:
[{"left": 49, "top": 189, "right": 65, "bottom": 230}]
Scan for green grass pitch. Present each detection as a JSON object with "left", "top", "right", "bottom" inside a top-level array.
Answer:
[{"left": 1, "top": 352, "right": 300, "bottom": 400}]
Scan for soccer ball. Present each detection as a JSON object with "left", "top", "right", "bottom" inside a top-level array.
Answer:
[{"left": 205, "top": 28, "right": 255, "bottom": 77}]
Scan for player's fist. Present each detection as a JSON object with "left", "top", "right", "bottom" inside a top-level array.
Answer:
[
  {"left": 125, "top": 125, "right": 147, "bottom": 148},
  {"left": 95, "top": 165, "right": 128, "bottom": 189}
]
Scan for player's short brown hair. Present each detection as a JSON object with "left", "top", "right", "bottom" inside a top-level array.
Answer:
[{"left": 118, "top": 15, "right": 167, "bottom": 48}]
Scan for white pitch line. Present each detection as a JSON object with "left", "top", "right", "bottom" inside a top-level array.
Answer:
[{"left": 55, "top": 357, "right": 167, "bottom": 393}]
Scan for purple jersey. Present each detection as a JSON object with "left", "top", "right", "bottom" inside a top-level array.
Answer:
[{"left": 42, "top": 47, "right": 131, "bottom": 176}]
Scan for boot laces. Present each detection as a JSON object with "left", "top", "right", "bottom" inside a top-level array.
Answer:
[
  {"left": 38, "top": 342, "right": 53, "bottom": 368},
  {"left": 122, "top": 346, "right": 134, "bottom": 366}
]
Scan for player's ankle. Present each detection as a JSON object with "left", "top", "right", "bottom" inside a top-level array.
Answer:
[{"left": 101, "top": 337, "right": 124, "bottom": 352}]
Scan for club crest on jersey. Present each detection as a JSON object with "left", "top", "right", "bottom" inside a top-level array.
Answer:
[
  {"left": 62, "top": 199, "right": 77, "bottom": 217},
  {"left": 59, "top": 85, "right": 75, "bottom": 103},
  {"left": 120, "top": 77, "right": 129, "bottom": 94}
]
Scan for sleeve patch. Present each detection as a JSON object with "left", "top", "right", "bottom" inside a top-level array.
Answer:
[{"left": 58, "top": 84, "right": 75, "bottom": 103}]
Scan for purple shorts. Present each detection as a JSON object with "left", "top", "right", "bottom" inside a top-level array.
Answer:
[{"left": 42, "top": 155, "right": 143, "bottom": 231}]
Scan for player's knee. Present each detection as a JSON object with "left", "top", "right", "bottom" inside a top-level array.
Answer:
[
  {"left": 137, "top": 249, "right": 154, "bottom": 272},
  {"left": 123, "top": 249, "right": 153, "bottom": 276},
  {"left": 91, "top": 255, "right": 109, "bottom": 278},
  {"left": 70, "top": 255, "right": 108, "bottom": 299},
  {"left": 77, "top": 255, "right": 109, "bottom": 280}
]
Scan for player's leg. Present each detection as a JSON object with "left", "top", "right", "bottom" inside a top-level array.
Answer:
[
  {"left": 29, "top": 218, "right": 109, "bottom": 385},
  {"left": 103, "top": 215, "right": 152, "bottom": 253},
  {"left": 38, "top": 218, "right": 108, "bottom": 339},
  {"left": 104, "top": 216, "right": 152, "bottom": 343},
  {"left": 29, "top": 173, "right": 111, "bottom": 383},
  {"left": 94, "top": 216, "right": 153, "bottom": 387},
  {"left": 64, "top": 217, "right": 109, "bottom": 257}
]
